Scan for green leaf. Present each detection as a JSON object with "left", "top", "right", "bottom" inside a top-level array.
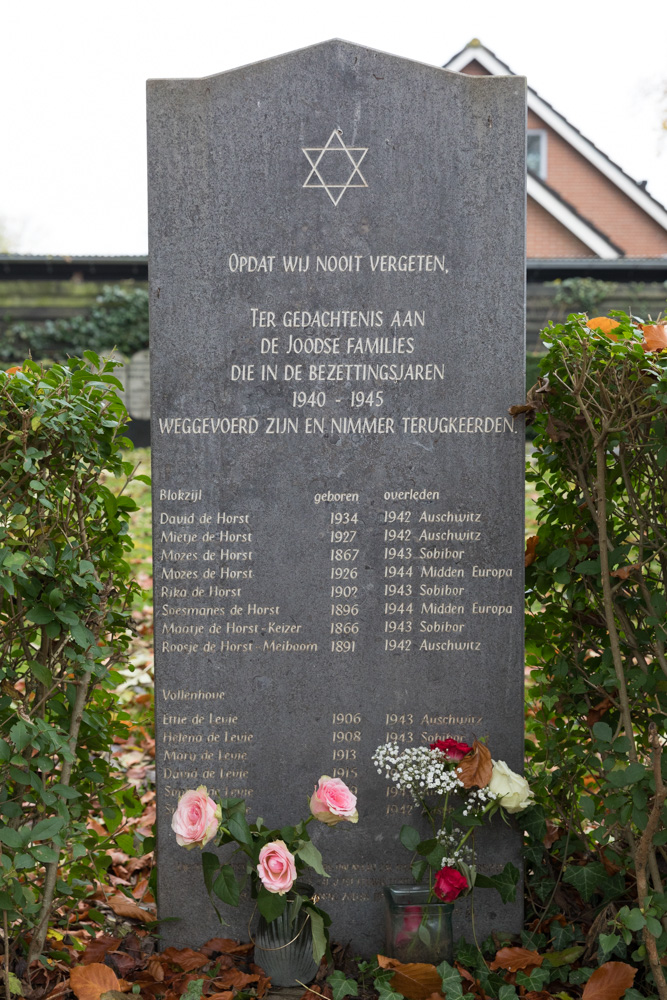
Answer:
[
  {"left": 308, "top": 905, "right": 327, "bottom": 964},
  {"left": 607, "top": 762, "right": 646, "bottom": 787},
  {"left": 10, "top": 721, "right": 31, "bottom": 752},
  {"left": 227, "top": 810, "right": 252, "bottom": 846},
  {"left": 579, "top": 796, "right": 596, "bottom": 821},
  {"left": 30, "top": 816, "right": 65, "bottom": 841},
  {"left": 376, "top": 983, "right": 405, "bottom": 1000},
  {"left": 8, "top": 972, "right": 23, "bottom": 996},
  {"left": 70, "top": 621, "right": 96, "bottom": 649},
  {"left": 296, "top": 839, "right": 328, "bottom": 877},
  {"left": 646, "top": 916, "right": 662, "bottom": 938},
  {"left": 0, "top": 741, "right": 9, "bottom": 762},
  {"left": 202, "top": 852, "right": 219, "bottom": 895},
  {"left": 598, "top": 934, "right": 621, "bottom": 957},
  {"left": 516, "top": 968, "right": 550, "bottom": 991},
  {"left": 30, "top": 845, "right": 60, "bottom": 864},
  {"left": 575, "top": 559, "right": 600, "bottom": 575},
  {"left": 3, "top": 552, "right": 27, "bottom": 572},
  {"left": 26, "top": 606, "right": 55, "bottom": 624},
  {"left": 400, "top": 824, "right": 421, "bottom": 851},
  {"left": 328, "top": 970, "right": 358, "bottom": 1000},
  {"left": 437, "top": 961, "right": 463, "bottom": 1000},
  {"left": 256, "top": 886, "right": 286, "bottom": 923},
  {"left": 181, "top": 980, "right": 204, "bottom": 1000},
  {"left": 212, "top": 865, "right": 240, "bottom": 907},
  {"left": 563, "top": 862, "right": 607, "bottom": 901},
  {"left": 28, "top": 660, "right": 53, "bottom": 687},
  {"left": 474, "top": 862, "right": 519, "bottom": 903},
  {"left": 547, "top": 547, "right": 570, "bottom": 569},
  {"left": 592, "top": 722, "right": 612, "bottom": 742},
  {"left": 620, "top": 907, "right": 646, "bottom": 931},
  {"left": 498, "top": 987, "right": 519, "bottom": 1000},
  {"left": 411, "top": 858, "right": 428, "bottom": 883},
  {"left": 545, "top": 946, "right": 584, "bottom": 967},
  {"left": 0, "top": 827, "right": 26, "bottom": 851}
]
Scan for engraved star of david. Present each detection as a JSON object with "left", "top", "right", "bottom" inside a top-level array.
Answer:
[{"left": 301, "top": 129, "right": 369, "bottom": 206}]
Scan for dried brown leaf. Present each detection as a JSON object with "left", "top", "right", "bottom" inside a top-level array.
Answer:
[
  {"left": 161, "top": 947, "right": 209, "bottom": 972},
  {"left": 587, "top": 317, "right": 620, "bottom": 338},
  {"left": 456, "top": 740, "right": 492, "bottom": 789},
  {"left": 581, "top": 962, "right": 637, "bottom": 1000},
  {"left": 105, "top": 953, "right": 139, "bottom": 979},
  {"left": 146, "top": 960, "right": 164, "bottom": 982},
  {"left": 200, "top": 938, "right": 253, "bottom": 957},
  {"left": 105, "top": 894, "right": 155, "bottom": 922},
  {"left": 610, "top": 563, "right": 641, "bottom": 581},
  {"left": 81, "top": 936, "right": 122, "bottom": 965},
  {"left": 376, "top": 956, "right": 442, "bottom": 1000},
  {"left": 212, "top": 970, "right": 259, "bottom": 990},
  {"left": 642, "top": 323, "right": 667, "bottom": 352},
  {"left": 298, "top": 985, "right": 332, "bottom": 1000},
  {"left": 525, "top": 535, "right": 538, "bottom": 568},
  {"left": 70, "top": 963, "right": 121, "bottom": 1000},
  {"left": 489, "top": 947, "right": 543, "bottom": 972}
]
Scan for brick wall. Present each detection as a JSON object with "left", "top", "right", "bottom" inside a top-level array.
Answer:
[
  {"left": 526, "top": 109, "right": 667, "bottom": 257},
  {"left": 456, "top": 60, "right": 667, "bottom": 258}
]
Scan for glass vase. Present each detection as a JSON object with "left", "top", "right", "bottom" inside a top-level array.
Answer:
[
  {"left": 384, "top": 885, "right": 454, "bottom": 965},
  {"left": 253, "top": 883, "right": 319, "bottom": 987}
]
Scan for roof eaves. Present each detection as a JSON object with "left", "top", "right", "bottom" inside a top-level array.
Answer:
[
  {"left": 444, "top": 42, "right": 667, "bottom": 227},
  {"left": 529, "top": 172, "right": 625, "bottom": 256}
]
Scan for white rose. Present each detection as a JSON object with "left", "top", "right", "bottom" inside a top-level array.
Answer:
[{"left": 488, "top": 760, "right": 533, "bottom": 813}]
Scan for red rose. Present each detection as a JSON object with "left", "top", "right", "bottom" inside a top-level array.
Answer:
[
  {"left": 434, "top": 866, "right": 468, "bottom": 903},
  {"left": 430, "top": 738, "right": 472, "bottom": 761}
]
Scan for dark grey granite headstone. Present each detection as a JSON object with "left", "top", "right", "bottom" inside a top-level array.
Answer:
[{"left": 147, "top": 39, "right": 526, "bottom": 954}]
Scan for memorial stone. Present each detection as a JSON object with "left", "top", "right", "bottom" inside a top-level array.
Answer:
[{"left": 147, "top": 39, "right": 526, "bottom": 953}]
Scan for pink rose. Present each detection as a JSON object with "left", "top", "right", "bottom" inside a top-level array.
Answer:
[
  {"left": 430, "top": 738, "right": 472, "bottom": 761},
  {"left": 257, "top": 840, "right": 297, "bottom": 894},
  {"left": 171, "top": 786, "right": 220, "bottom": 850},
  {"left": 433, "top": 866, "right": 468, "bottom": 903},
  {"left": 309, "top": 775, "right": 358, "bottom": 826}
]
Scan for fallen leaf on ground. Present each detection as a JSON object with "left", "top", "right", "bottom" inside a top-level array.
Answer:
[
  {"left": 161, "top": 947, "right": 210, "bottom": 971},
  {"left": 489, "top": 947, "right": 543, "bottom": 972},
  {"left": 377, "top": 956, "right": 442, "bottom": 1000},
  {"left": 212, "top": 969, "right": 259, "bottom": 990},
  {"left": 146, "top": 959, "right": 165, "bottom": 982},
  {"left": 200, "top": 938, "right": 253, "bottom": 957},
  {"left": 456, "top": 740, "right": 492, "bottom": 789},
  {"left": 581, "top": 962, "right": 636, "bottom": 1000},
  {"left": 70, "top": 963, "right": 121, "bottom": 1000},
  {"left": 105, "top": 894, "right": 155, "bottom": 922},
  {"left": 299, "top": 985, "right": 332, "bottom": 1000},
  {"left": 81, "top": 936, "right": 122, "bottom": 965}
]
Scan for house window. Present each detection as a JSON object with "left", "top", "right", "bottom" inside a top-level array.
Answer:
[{"left": 527, "top": 130, "right": 547, "bottom": 179}]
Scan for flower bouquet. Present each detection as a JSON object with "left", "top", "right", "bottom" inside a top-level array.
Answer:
[
  {"left": 171, "top": 776, "right": 358, "bottom": 975},
  {"left": 373, "top": 737, "right": 533, "bottom": 961}
]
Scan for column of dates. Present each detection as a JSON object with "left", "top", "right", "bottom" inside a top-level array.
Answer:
[
  {"left": 382, "top": 508, "right": 414, "bottom": 652},
  {"left": 331, "top": 710, "right": 363, "bottom": 793},
  {"left": 330, "top": 510, "right": 361, "bottom": 653},
  {"left": 384, "top": 711, "right": 417, "bottom": 819}
]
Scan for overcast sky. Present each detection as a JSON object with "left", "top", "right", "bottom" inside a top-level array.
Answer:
[{"left": 2, "top": 0, "right": 666, "bottom": 256}]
